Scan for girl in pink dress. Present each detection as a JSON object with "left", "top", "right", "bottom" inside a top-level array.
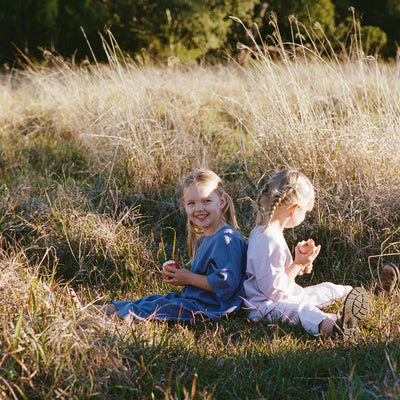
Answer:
[{"left": 244, "top": 168, "right": 369, "bottom": 338}]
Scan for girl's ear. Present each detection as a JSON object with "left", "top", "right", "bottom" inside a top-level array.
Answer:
[
  {"left": 289, "top": 204, "right": 301, "bottom": 216},
  {"left": 220, "top": 193, "right": 227, "bottom": 209}
]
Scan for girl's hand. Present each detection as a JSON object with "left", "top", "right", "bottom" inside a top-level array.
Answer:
[
  {"left": 161, "top": 263, "right": 214, "bottom": 292},
  {"left": 161, "top": 260, "right": 201, "bottom": 288},
  {"left": 299, "top": 264, "right": 313, "bottom": 275},
  {"left": 162, "top": 265, "right": 191, "bottom": 286},
  {"left": 299, "top": 239, "right": 315, "bottom": 255},
  {"left": 294, "top": 240, "right": 321, "bottom": 272},
  {"left": 161, "top": 260, "right": 181, "bottom": 283}
]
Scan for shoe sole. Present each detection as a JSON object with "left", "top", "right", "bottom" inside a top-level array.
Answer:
[{"left": 341, "top": 286, "right": 369, "bottom": 337}]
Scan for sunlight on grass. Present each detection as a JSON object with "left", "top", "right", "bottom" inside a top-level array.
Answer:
[{"left": 0, "top": 21, "right": 400, "bottom": 399}]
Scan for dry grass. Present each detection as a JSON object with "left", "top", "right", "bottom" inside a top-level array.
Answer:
[{"left": 1, "top": 29, "right": 400, "bottom": 398}]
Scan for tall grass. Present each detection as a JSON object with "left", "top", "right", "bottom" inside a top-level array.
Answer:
[{"left": 1, "top": 25, "right": 400, "bottom": 399}]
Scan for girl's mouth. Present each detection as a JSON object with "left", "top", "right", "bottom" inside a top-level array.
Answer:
[{"left": 195, "top": 214, "right": 208, "bottom": 221}]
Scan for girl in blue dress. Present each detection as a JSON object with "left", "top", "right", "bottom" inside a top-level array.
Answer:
[{"left": 101, "top": 169, "right": 247, "bottom": 323}]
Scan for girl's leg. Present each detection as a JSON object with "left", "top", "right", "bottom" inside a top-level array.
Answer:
[
  {"left": 320, "top": 287, "right": 369, "bottom": 338},
  {"left": 302, "top": 282, "right": 353, "bottom": 307},
  {"left": 112, "top": 293, "right": 209, "bottom": 322},
  {"left": 265, "top": 302, "right": 331, "bottom": 336},
  {"left": 295, "top": 302, "right": 336, "bottom": 335}
]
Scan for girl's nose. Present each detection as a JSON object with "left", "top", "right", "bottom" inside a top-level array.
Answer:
[{"left": 195, "top": 202, "right": 204, "bottom": 211}]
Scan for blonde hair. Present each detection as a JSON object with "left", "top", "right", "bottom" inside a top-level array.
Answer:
[
  {"left": 256, "top": 168, "right": 314, "bottom": 229},
  {"left": 181, "top": 169, "right": 238, "bottom": 258}
]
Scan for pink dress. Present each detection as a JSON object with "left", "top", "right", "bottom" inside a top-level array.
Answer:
[{"left": 243, "top": 225, "right": 352, "bottom": 335}]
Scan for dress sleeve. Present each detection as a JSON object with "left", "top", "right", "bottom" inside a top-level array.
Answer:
[
  {"left": 248, "top": 232, "right": 290, "bottom": 302},
  {"left": 206, "top": 229, "right": 246, "bottom": 301}
]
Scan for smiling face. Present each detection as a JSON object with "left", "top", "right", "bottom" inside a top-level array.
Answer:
[{"left": 183, "top": 182, "right": 227, "bottom": 236}]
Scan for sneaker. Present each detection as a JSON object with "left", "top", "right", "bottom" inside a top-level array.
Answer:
[
  {"left": 374, "top": 263, "right": 399, "bottom": 296},
  {"left": 333, "top": 286, "right": 369, "bottom": 339}
]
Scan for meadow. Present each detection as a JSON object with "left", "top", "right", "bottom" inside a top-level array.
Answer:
[{"left": 1, "top": 31, "right": 400, "bottom": 399}]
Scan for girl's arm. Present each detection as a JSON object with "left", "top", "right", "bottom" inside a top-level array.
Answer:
[
  {"left": 284, "top": 261, "right": 305, "bottom": 284},
  {"left": 285, "top": 243, "right": 321, "bottom": 284},
  {"left": 162, "top": 265, "right": 214, "bottom": 292},
  {"left": 163, "top": 229, "right": 245, "bottom": 297}
]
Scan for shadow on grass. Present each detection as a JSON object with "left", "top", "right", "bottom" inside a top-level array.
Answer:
[{"left": 94, "top": 312, "right": 400, "bottom": 400}]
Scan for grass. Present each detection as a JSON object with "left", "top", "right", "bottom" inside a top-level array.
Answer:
[{"left": 1, "top": 26, "right": 400, "bottom": 399}]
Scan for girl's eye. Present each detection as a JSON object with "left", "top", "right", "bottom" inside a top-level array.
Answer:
[{"left": 203, "top": 199, "right": 211, "bottom": 204}]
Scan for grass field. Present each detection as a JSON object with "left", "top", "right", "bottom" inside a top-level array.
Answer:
[{"left": 1, "top": 33, "right": 400, "bottom": 399}]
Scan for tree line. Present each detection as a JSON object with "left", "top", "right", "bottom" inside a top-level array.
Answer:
[{"left": 0, "top": 0, "right": 399, "bottom": 66}]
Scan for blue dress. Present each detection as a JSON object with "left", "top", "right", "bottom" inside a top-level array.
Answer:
[{"left": 113, "top": 225, "right": 247, "bottom": 322}]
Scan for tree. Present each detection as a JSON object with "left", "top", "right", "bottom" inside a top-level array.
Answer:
[
  {"left": 262, "top": 0, "right": 335, "bottom": 43},
  {"left": 55, "top": 0, "right": 109, "bottom": 60},
  {"left": 1, "top": 0, "right": 399, "bottom": 64},
  {"left": 331, "top": 0, "right": 351, "bottom": 22},
  {"left": 387, "top": 0, "right": 400, "bottom": 18},
  {"left": 384, "top": 0, "right": 400, "bottom": 57},
  {"left": 104, "top": 0, "right": 258, "bottom": 62},
  {"left": 342, "top": 0, "right": 399, "bottom": 57},
  {"left": 0, "top": 0, "right": 110, "bottom": 63},
  {"left": 361, "top": 25, "right": 387, "bottom": 56},
  {"left": 0, "top": 0, "right": 59, "bottom": 62}
]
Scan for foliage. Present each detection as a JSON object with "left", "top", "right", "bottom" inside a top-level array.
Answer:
[
  {"left": 263, "top": 0, "right": 335, "bottom": 38},
  {"left": 350, "top": 0, "right": 400, "bottom": 57},
  {"left": 361, "top": 25, "right": 387, "bottom": 55},
  {"left": 387, "top": 0, "right": 400, "bottom": 18},
  {"left": 0, "top": 0, "right": 59, "bottom": 55},
  {"left": 103, "top": 0, "right": 259, "bottom": 62},
  {"left": 55, "top": 0, "right": 109, "bottom": 57},
  {"left": 2, "top": 0, "right": 400, "bottom": 64},
  {"left": 0, "top": 0, "right": 258, "bottom": 64}
]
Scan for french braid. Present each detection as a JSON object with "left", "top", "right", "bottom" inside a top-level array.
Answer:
[{"left": 256, "top": 169, "right": 314, "bottom": 230}]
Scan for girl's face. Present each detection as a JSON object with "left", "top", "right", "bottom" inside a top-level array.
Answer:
[
  {"left": 286, "top": 197, "right": 313, "bottom": 229},
  {"left": 183, "top": 182, "right": 227, "bottom": 236},
  {"left": 286, "top": 204, "right": 308, "bottom": 228}
]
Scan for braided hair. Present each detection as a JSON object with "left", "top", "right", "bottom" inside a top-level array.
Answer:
[{"left": 256, "top": 169, "right": 314, "bottom": 230}]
